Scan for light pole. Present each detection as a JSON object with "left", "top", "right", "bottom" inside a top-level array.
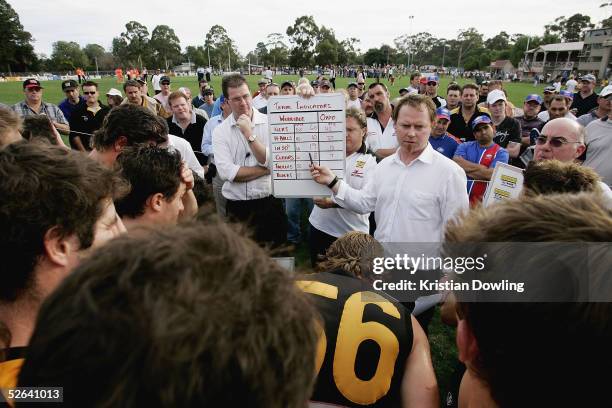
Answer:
[
  {"left": 207, "top": 45, "right": 211, "bottom": 69},
  {"left": 441, "top": 42, "right": 447, "bottom": 70},
  {"left": 407, "top": 15, "right": 414, "bottom": 69}
]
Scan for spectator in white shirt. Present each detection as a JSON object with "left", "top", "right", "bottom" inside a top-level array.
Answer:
[
  {"left": 212, "top": 73, "right": 286, "bottom": 247},
  {"left": 310, "top": 94, "right": 469, "bottom": 243},
  {"left": 346, "top": 83, "right": 362, "bottom": 109},
  {"left": 308, "top": 107, "right": 377, "bottom": 266}
]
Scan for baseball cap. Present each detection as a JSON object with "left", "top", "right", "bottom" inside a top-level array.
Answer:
[
  {"left": 319, "top": 79, "right": 332, "bottom": 88},
  {"left": 281, "top": 81, "right": 295, "bottom": 89},
  {"left": 160, "top": 76, "right": 171, "bottom": 84},
  {"left": 599, "top": 84, "right": 612, "bottom": 98},
  {"left": 559, "top": 90, "right": 574, "bottom": 100},
  {"left": 580, "top": 74, "right": 596, "bottom": 83},
  {"left": 472, "top": 115, "right": 492, "bottom": 130},
  {"left": 258, "top": 78, "right": 268, "bottom": 85},
  {"left": 106, "top": 88, "right": 122, "bottom": 97},
  {"left": 486, "top": 89, "right": 507, "bottom": 105},
  {"left": 427, "top": 75, "right": 439, "bottom": 84},
  {"left": 347, "top": 82, "right": 358, "bottom": 89},
  {"left": 419, "top": 77, "right": 428, "bottom": 85},
  {"left": 23, "top": 78, "right": 43, "bottom": 89},
  {"left": 61, "top": 79, "right": 78, "bottom": 91},
  {"left": 436, "top": 107, "right": 451, "bottom": 121},
  {"left": 525, "top": 94, "right": 543, "bottom": 104},
  {"left": 399, "top": 87, "right": 410, "bottom": 94},
  {"left": 310, "top": 80, "right": 319, "bottom": 87},
  {"left": 136, "top": 77, "right": 146, "bottom": 85},
  {"left": 543, "top": 86, "right": 557, "bottom": 94},
  {"left": 202, "top": 88, "right": 214, "bottom": 96}
]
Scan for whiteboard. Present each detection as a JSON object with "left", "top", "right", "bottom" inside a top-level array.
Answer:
[
  {"left": 267, "top": 94, "right": 346, "bottom": 197},
  {"left": 482, "top": 162, "right": 524, "bottom": 207}
]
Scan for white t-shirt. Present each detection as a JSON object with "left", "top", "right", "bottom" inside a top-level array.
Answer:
[
  {"left": 347, "top": 99, "right": 361, "bottom": 110},
  {"left": 565, "top": 79, "right": 578, "bottom": 93},
  {"left": 152, "top": 74, "right": 161, "bottom": 91},
  {"left": 553, "top": 81, "right": 562, "bottom": 92},
  {"left": 366, "top": 117, "right": 398, "bottom": 152},
  {"left": 309, "top": 152, "right": 377, "bottom": 237},
  {"left": 167, "top": 134, "right": 205, "bottom": 179}
]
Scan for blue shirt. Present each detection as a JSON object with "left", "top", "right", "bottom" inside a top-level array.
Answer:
[
  {"left": 429, "top": 133, "right": 460, "bottom": 159},
  {"left": 454, "top": 141, "right": 509, "bottom": 192},
  {"left": 201, "top": 114, "right": 226, "bottom": 157},
  {"left": 58, "top": 96, "right": 86, "bottom": 121}
]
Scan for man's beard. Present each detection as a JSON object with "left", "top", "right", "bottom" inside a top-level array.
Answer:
[{"left": 374, "top": 101, "right": 385, "bottom": 113}]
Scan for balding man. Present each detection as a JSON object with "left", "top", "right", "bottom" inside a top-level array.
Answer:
[{"left": 533, "top": 117, "right": 612, "bottom": 198}]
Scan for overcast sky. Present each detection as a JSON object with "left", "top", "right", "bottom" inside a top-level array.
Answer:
[{"left": 11, "top": 0, "right": 609, "bottom": 57}]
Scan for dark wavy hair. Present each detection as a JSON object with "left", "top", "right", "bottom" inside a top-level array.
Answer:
[
  {"left": 93, "top": 104, "right": 168, "bottom": 150},
  {"left": 0, "top": 141, "right": 126, "bottom": 301},
  {"left": 18, "top": 221, "right": 318, "bottom": 408},
  {"left": 114, "top": 146, "right": 182, "bottom": 218}
]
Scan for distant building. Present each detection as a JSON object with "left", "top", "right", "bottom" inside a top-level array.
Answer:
[
  {"left": 490, "top": 60, "right": 515, "bottom": 78},
  {"left": 521, "top": 42, "right": 583, "bottom": 79},
  {"left": 578, "top": 27, "right": 612, "bottom": 80},
  {"left": 174, "top": 62, "right": 195, "bottom": 73}
]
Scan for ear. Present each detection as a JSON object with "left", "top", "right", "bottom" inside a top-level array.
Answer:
[
  {"left": 113, "top": 136, "right": 128, "bottom": 152},
  {"left": 456, "top": 318, "right": 479, "bottom": 366},
  {"left": 42, "top": 226, "right": 80, "bottom": 267},
  {"left": 575, "top": 144, "right": 586, "bottom": 159},
  {"left": 146, "top": 193, "right": 166, "bottom": 214}
]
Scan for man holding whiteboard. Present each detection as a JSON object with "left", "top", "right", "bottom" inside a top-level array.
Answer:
[{"left": 212, "top": 73, "right": 287, "bottom": 247}]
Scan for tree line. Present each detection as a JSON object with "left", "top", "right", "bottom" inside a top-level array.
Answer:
[{"left": 1, "top": 0, "right": 611, "bottom": 73}]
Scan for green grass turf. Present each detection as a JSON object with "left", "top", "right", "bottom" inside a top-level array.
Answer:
[{"left": 0, "top": 74, "right": 548, "bottom": 107}]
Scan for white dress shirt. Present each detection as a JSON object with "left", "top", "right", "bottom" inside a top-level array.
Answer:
[
  {"left": 367, "top": 117, "right": 398, "bottom": 153},
  {"left": 212, "top": 108, "right": 271, "bottom": 201},
  {"left": 347, "top": 99, "right": 362, "bottom": 110},
  {"left": 167, "top": 134, "right": 205, "bottom": 179},
  {"left": 309, "top": 152, "right": 377, "bottom": 237},
  {"left": 252, "top": 94, "right": 268, "bottom": 110},
  {"left": 332, "top": 144, "right": 469, "bottom": 242}
]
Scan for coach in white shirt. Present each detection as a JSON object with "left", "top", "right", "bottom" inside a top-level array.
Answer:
[
  {"left": 311, "top": 94, "right": 469, "bottom": 243},
  {"left": 212, "top": 73, "right": 286, "bottom": 247}
]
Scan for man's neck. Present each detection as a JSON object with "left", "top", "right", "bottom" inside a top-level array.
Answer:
[
  {"left": 399, "top": 145, "right": 426, "bottom": 165},
  {"left": 492, "top": 114, "right": 505, "bottom": 125},
  {"left": 68, "top": 97, "right": 80, "bottom": 105},
  {"left": 478, "top": 139, "right": 494, "bottom": 148},
  {"left": 0, "top": 296, "right": 40, "bottom": 348},
  {"left": 596, "top": 108, "right": 608, "bottom": 118},
  {"left": 177, "top": 115, "right": 192, "bottom": 129},
  {"left": 430, "top": 133, "right": 445, "bottom": 139},
  {"left": 462, "top": 104, "right": 476, "bottom": 118},
  {"left": 581, "top": 90, "right": 593, "bottom": 98},
  {"left": 377, "top": 107, "right": 392, "bottom": 125},
  {"left": 87, "top": 101, "right": 100, "bottom": 109},
  {"left": 25, "top": 99, "right": 42, "bottom": 112}
]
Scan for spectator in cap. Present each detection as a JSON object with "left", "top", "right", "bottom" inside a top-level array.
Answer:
[
  {"left": 58, "top": 79, "right": 86, "bottom": 121},
  {"left": 346, "top": 83, "right": 361, "bottom": 109},
  {"left": 541, "top": 85, "right": 557, "bottom": 112},
  {"left": 418, "top": 76, "right": 428, "bottom": 95},
  {"left": 153, "top": 76, "right": 172, "bottom": 117},
  {"left": 577, "top": 84, "right": 611, "bottom": 127},
  {"left": 570, "top": 74, "right": 599, "bottom": 116},
  {"left": 135, "top": 77, "right": 149, "bottom": 97},
  {"left": 453, "top": 115, "right": 509, "bottom": 205},
  {"left": 399, "top": 87, "right": 410, "bottom": 97},
  {"left": 538, "top": 95, "right": 576, "bottom": 122},
  {"left": 487, "top": 89, "right": 521, "bottom": 160},
  {"left": 280, "top": 81, "right": 295, "bottom": 95},
  {"left": 199, "top": 88, "right": 215, "bottom": 118},
  {"left": 251, "top": 79, "right": 270, "bottom": 110},
  {"left": 319, "top": 79, "right": 333, "bottom": 94},
  {"left": 192, "top": 79, "right": 210, "bottom": 108},
  {"left": 515, "top": 94, "right": 545, "bottom": 154},
  {"left": 12, "top": 79, "right": 70, "bottom": 135},
  {"left": 429, "top": 107, "right": 461, "bottom": 159},
  {"left": 252, "top": 79, "right": 268, "bottom": 98},
  {"left": 105, "top": 88, "right": 123, "bottom": 108},
  {"left": 583, "top": 85, "right": 612, "bottom": 186},
  {"left": 425, "top": 76, "right": 446, "bottom": 108}
]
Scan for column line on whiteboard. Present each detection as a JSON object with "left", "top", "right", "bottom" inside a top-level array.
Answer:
[{"left": 293, "top": 122, "right": 297, "bottom": 180}]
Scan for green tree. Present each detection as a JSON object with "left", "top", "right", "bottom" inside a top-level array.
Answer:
[
  {"left": 485, "top": 32, "right": 510, "bottom": 50},
  {"left": 601, "top": 2, "right": 612, "bottom": 27},
  {"left": 338, "top": 37, "right": 360, "bottom": 65},
  {"left": 150, "top": 25, "right": 182, "bottom": 69},
  {"left": 314, "top": 26, "right": 340, "bottom": 66},
  {"left": 266, "top": 33, "right": 289, "bottom": 67},
  {"left": 49, "top": 41, "right": 88, "bottom": 71},
  {"left": 545, "top": 14, "right": 595, "bottom": 42},
  {"left": 286, "top": 15, "right": 319, "bottom": 68},
  {"left": 112, "top": 21, "right": 150, "bottom": 67},
  {"left": 456, "top": 28, "right": 484, "bottom": 68},
  {"left": 204, "top": 25, "right": 240, "bottom": 71},
  {"left": 185, "top": 45, "right": 208, "bottom": 67},
  {"left": 0, "top": 0, "right": 38, "bottom": 72},
  {"left": 83, "top": 43, "right": 106, "bottom": 70}
]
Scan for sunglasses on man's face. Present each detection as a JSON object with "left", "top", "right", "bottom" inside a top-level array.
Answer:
[
  {"left": 83, "top": 91, "right": 96, "bottom": 95},
  {"left": 535, "top": 135, "right": 581, "bottom": 148}
]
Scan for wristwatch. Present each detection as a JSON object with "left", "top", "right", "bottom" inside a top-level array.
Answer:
[{"left": 248, "top": 134, "right": 257, "bottom": 143}]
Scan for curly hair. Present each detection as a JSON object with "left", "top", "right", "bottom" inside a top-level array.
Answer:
[
  {"left": 18, "top": 221, "right": 318, "bottom": 408},
  {"left": 21, "top": 115, "right": 58, "bottom": 145},
  {"left": 317, "top": 231, "right": 383, "bottom": 280},
  {"left": 524, "top": 159, "right": 601, "bottom": 196},
  {"left": 0, "top": 142, "right": 127, "bottom": 301},
  {"left": 0, "top": 106, "right": 22, "bottom": 147}
]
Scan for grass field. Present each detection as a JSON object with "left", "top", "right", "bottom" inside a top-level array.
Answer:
[{"left": 0, "top": 74, "right": 549, "bottom": 107}]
